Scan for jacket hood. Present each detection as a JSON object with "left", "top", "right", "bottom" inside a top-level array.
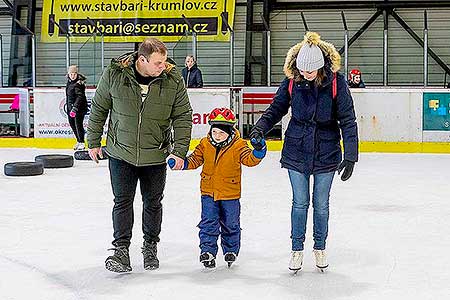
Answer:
[
  {"left": 283, "top": 32, "right": 341, "bottom": 81},
  {"left": 67, "top": 73, "right": 86, "bottom": 83},
  {"left": 111, "top": 51, "right": 176, "bottom": 74},
  {"left": 188, "top": 63, "right": 199, "bottom": 70}
]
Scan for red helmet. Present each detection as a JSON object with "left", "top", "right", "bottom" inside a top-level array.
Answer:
[
  {"left": 349, "top": 69, "right": 362, "bottom": 81},
  {"left": 208, "top": 107, "right": 236, "bottom": 125}
]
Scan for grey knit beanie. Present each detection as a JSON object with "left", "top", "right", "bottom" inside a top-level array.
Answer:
[{"left": 296, "top": 43, "right": 324, "bottom": 72}]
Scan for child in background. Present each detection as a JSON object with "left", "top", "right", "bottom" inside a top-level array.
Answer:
[
  {"left": 169, "top": 107, "right": 266, "bottom": 268},
  {"left": 348, "top": 69, "right": 366, "bottom": 88}
]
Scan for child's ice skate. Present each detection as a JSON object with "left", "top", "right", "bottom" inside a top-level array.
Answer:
[
  {"left": 200, "top": 252, "right": 216, "bottom": 268},
  {"left": 224, "top": 252, "right": 237, "bottom": 268}
]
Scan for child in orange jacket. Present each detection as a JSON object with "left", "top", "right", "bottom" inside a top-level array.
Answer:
[{"left": 169, "top": 107, "right": 266, "bottom": 268}]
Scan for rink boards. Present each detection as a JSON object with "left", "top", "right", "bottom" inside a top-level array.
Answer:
[{"left": 0, "top": 87, "right": 450, "bottom": 153}]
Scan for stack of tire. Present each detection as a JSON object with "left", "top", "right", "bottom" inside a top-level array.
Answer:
[
  {"left": 4, "top": 154, "right": 74, "bottom": 176},
  {"left": 4, "top": 146, "right": 109, "bottom": 176}
]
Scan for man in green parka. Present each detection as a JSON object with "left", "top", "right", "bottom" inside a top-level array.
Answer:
[{"left": 87, "top": 38, "right": 192, "bottom": 273}]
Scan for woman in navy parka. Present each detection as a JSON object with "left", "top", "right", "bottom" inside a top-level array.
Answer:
[{"left": 250, "top": 32, "right": 359, "bottom": 273}]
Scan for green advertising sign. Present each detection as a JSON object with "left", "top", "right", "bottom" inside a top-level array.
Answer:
[{"left": 423, "top": 92, "right": 450, "bottom": 131}]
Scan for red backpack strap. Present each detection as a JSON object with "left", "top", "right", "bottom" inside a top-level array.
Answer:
[
  {"left": 332, "top": 72, "right": 337, "bottom": 100},
  {"left": 288, "top": 78, "right": 294, "bottom": 97}
]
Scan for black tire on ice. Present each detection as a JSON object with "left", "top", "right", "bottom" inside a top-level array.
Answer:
[
  {"left": 74, "top": 150, "right": 90, "bottom": 161},
  {"left": 34, "top": 154, "right": 74, "bottom": 168},
  {"left": 74, "top": 147, "right": 108, "bottom": 161},
  {"left": 4, "top": 161, "right": 44, "bottom": 176}
]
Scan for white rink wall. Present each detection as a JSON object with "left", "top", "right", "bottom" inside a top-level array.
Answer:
[{"left": 2, "top": 87, "right": 450, "bottom": 143}]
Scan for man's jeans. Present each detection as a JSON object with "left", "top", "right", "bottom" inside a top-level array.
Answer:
[
  {"left": 109, "top": 157, "right": 166, "bottom": 248},
  {"left": 288, "top": 169, "right": 335, "bottom": 251}
]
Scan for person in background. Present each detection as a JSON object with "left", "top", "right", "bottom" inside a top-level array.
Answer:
[
  {"left": 169, "top": 108, "right": 266, "bottom": 269},
  {"left": 182, "top": 55, "right": 203, "bottom": 88},
  {"left": 250, "top": 32, "right": 359, "bottom": 274},
  {"left": 348, "top": 69, "right": 366, "bottom": 88},
  {"left": 66, "top": 65, "right": 88, "bottom": 150},
  {"left": 87, "top": 37, "right": 192, "bottom": 273}
]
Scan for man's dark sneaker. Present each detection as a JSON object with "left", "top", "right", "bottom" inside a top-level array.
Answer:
[
  {"left": 142, "top": 241, "right": 159, "bottom": 270},
  {"left": 105, "top": 246, "right": 132, "bottom": 273},
  {"left": 199, "top": 252, "right": 216, "bottom": 268},
  {"left": 224, "top": 252, "right": 237, "bottom": 267}
]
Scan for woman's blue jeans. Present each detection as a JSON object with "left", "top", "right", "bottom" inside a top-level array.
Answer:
[{"left": 288, "top": 169, "right": 335, "bottom": 251}]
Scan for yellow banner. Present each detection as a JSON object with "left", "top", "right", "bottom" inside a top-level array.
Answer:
[{"left": 41, "top": 0, "right": 236, "bottom": 42}]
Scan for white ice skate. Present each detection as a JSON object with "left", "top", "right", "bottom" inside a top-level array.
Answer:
[
  {"left": 289, "top": 251, "right": 303, "bottom": 274},
  {"left": 313, "top": 249, "right": 328, "bottom": 272},
  {"left": 75, "top": 143, "right": 85, "bottom": 151}
]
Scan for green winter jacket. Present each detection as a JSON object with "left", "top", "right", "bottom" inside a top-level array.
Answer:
[{"left": 87, "top": 52, "right": 193, "bottom": 166}]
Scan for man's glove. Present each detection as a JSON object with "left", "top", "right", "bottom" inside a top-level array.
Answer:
[
  {"left": 249, "top": 127, "right": 264, "bottom": 151},
  {"left": 337, "top": 160, "right": 355, "bottom": 181}
]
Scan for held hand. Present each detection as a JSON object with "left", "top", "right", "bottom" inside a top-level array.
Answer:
[
  {"left": 252, "top": 138, "right": 267, "bottom": 159},
  {"left": 69, "top": 111, "right": 76, "bottom": 118},
  {"left": 88, "top": 147, "right": 103, "bottom": 164},
  {"left": 167, "top": 158, "right": 176, "bottom": 169},
  {"left": 167, "top": 154, "right": 184, "bottom": 170},
  {"left": 337, "top": 160, "right": 355, "bottom": 181},
  {"left": 249, "top": 127, "right": 264, "bottom": 151}
]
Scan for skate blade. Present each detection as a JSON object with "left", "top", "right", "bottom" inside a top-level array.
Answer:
[
  {"left": 290, "top": 269, "right": 301, "bottom": 275},
  {"left": 144, "top": 264, "right": 159, "bottom": 270},
  {"left": 203, "top": 264, "right": 216, "bottom": 269},
  {"left": 202, "top": 261, "right": 216, "bottom": 269},
  {"left": 105, "top": 260, "right": 132, "bottom": 273},
  {"left": 316, "top": 265, "right": 328, "bottom": 273},
  {"left": 289, "top": 267, "right": 302, "bottom": 275}
]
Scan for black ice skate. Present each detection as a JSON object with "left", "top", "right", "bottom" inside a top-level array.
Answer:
[
  {"left": 199, "top": 252, "right": 216, "bottom": 268},
  {"left": 142, "top": 240, "right": 159, "bottom": 270},
  {"left": 105, "top": 246, "right": 132, "bottom": 273},
  {"left": 224, "top": 252, "right": 237, "bottom": 268}
]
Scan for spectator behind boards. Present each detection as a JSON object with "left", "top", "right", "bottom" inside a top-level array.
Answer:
[
  {"left": 182, "top": 55, "right": 203, "bottom": 88},
  {"left": 348, "top": 69, "right": 366, "bottom": 88},
  {"left": 66, "top": 65, "right": 88, "bottom": 151}
]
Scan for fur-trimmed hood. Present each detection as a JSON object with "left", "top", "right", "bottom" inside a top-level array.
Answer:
[
  {"left": 283, "top": 32, "right": 341, "bottom": 81},
  {"left": 67, "top": 73, "right": 86, "bottom": 84},
  {"left": 111, "top": 51, "right": 176, "bottom": 74}
]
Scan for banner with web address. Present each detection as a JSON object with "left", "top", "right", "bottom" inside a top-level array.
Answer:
[{"left": 41, "top": 0, "right": 236, "bottom": 43}]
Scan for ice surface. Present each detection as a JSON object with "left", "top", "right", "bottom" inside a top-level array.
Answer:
[{"left": 1, "top": 148, "right": 449, "bottom": 300}]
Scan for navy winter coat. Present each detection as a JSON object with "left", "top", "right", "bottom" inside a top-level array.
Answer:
[
  {"left": 255, "top": 42, "right": 358, "bottom": 175},
  {"left": 182, "top": 64, "right": 203, "bottom": 88}
]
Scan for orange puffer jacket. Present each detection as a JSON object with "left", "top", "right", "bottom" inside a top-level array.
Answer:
[{"left": 187, "top": 130, "right": 262, "bottom": 200}]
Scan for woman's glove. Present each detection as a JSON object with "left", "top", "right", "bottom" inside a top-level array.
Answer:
[
  {"left": 249, "top": 127, "right": 264, "bottom": 151},
  {"left": 337, "top": 160, "right": 355, "bottom": 181},
  {"left": 252, "top": 138, "right": 267, "bottom": 159}
]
